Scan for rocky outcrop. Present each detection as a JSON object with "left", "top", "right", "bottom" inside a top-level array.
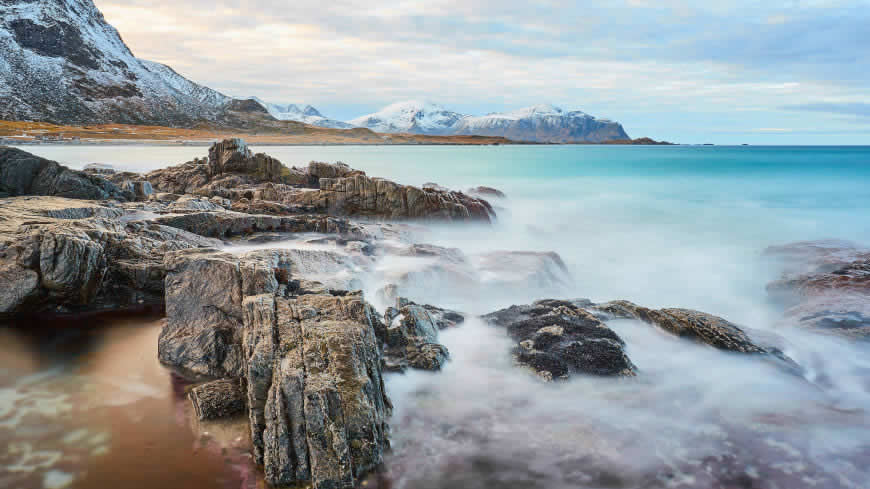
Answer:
[
  {"left": 764, "top": 240, "right": 870, "bottom": 339},
  {"left": 0, "top": 147, "right": 131, "bottom": 200},
  {"left": 467, "top": 186, "right": 506, "bottom": 199},
  {"left": 483, "top": 299, "right": 636, "bottom": 381},
  {"left": 0, "top": 196, "right": 218, "bottom": 315},
  {"left": 158, "top": 247, "right": 391, "bottom": 488},
  {"left": 378, "top": 299, "right": 456, "bottom": 372},
  {"left": 289, "top": 172, "right": 494, "bottom": 221}
]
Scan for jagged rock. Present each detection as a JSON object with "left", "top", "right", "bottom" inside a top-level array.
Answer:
[
  {"left": 244, "top": 293, "right": 390, "bottom": 488},
  {"left": 0, "top": 146, "right": 131, "bottom": 200},
  {"left": 764, "top": 240, "right": 870, "bottom": 339},
  {"left": 289, "top": 173, "right": 494, "bottom": 221},
  {"left": 0, "top": 196, "right": 218, "bottom": 315},
  {"left": 154, "top": 211, "right": 367, "bottom": 239},
  {"left": 189, "top": 378, "right": 246, "bottom": 420},
  {"left": 379, "top": 299, "right": 452, "bottom": 372},
  {"left": 483, "top": 299, "right": 636, "bottom": 381},
  {"left": 159, "top": 247, "right": 391, "bottom": 488}
]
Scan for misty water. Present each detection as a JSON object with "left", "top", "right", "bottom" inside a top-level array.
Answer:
[{"left": 3, "top": 145, "right": 870, "bottom": 488}]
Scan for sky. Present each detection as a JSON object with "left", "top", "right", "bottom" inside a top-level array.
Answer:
[{"left": 95, "top": 0, "right": 870, "bottom": 144}]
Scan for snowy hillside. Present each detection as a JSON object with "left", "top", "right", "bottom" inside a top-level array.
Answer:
[
  {"left": 452, "top": 104, "right": 630, "bottom": 143},
  {"left": 348, "top": 101, "right": 629, "bottom": 142},
  {"left": 248, "top": 97, "right": 353, "bottom": 129},
  {"left": 349, "top": 101, "right": 467, "bottom": 135},
  {"left": 0, "top": 0, "right": 233, "bottom": 125}
]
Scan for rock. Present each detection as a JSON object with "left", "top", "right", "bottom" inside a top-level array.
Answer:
[
  {"left": 167, "top": 195, "right": 225, "bottom": 213},
  {"left": 122, "top": 179, "right": 153, "bottom": 201},
  {"left": 467, "top": 186, "right": 506, "bottom": 199},
  {"left": 0, "top": 146, "right": 131, "bottom": 201},
  {"left": 379, "top": 299, "right": 453, "bottom": 372},
  {"left": 189, "top": 378, "right": 246, "bottom": 420},
  {"left": 159, "top": 247, "right": 391, "bottom": 488},
  {"left": 764, "top": 240, "right": 870, "bottom": 339},
  {"left": 244, "top": 293, "right": 390, "bottom": 488},
  {"left": 289, "top": 173, "right": 494, "bottom": 221},
  {"left": 483, "top": 299, "right": 636, "bottom": 380},
  {"left": 592, "top": 300, "right": 802, "bottom": 374},
  {"left": 472, "top": 250, "right": 571, "bottom": 289},
  {"left": 154, "top": 211, "right": 367, "bottom": 239},
  {"left": 82, "top": 163, "right": 116, "bottom": 175},
  {"left": 0, "top": 196, "right": 218, "bottom": 315}
]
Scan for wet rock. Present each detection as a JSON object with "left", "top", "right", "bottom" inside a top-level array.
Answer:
[
  {"left": 764, "top": 240, "right": 870, "bottom": 340},
  {"left": 592, "top": 300, "right": 802, "bottom": 374},
  {"left": 0, "top": 197, "right": 218, "bottom": 315},
  {"left": 472, "top": 250, "right": 571, "bottom": 290},
  {"left": 0, "top": 146, "right": 131, "bottom": 201},
  {"left": 189, "top": 378, "right": 246, "bottom": 420},
  {"left": 379, "top": 299, "right": 453, "bottom": 372},
  {"left": 483, "top": 299, "right": 636, "bottom": 380},
  {"left": 167, "top": 195, "right": 225, "bottom": 213}
]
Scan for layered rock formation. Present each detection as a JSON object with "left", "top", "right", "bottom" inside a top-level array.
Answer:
[
  {"left": 137, "top": 139, "right": 494, "bottom": 222},
  {"left": 379, "top": 299, "right": 456, "bottom": 372},
  {"left": 0, "top": 197, "right": 218, "bottom": 315},
  {"left": 0, "top": 146, "right": 131, "bottom": 200},
  {"left": 765, "top": 240, "right": 870, "bottom": 339},
  {"left": 157, "top": 247, "right": 392, "bottom": 488},
  {"left": 483, "top": 299, "right": 637, "bottom": 381}
]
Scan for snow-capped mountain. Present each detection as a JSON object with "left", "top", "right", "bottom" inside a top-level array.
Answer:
[
  {"left": 0, "top": 0, "right": 235, "bottom": 126},
  {"left": 349, "top": 101, "right": 466, "bottom": 135},
  {"left": 348, "top": 102, "right": 629, "bottom": 142},
  {"left": 247, "top": 97, "right": 353, "bottom": 129},
  {"left": 452, "top": 104, "right": 629, "bottom": 143}
]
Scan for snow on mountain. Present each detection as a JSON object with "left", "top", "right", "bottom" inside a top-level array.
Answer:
[
  {"left": 452, "top": 104, "right": 630, "bottom": 143},
  {"left": 348, "top": 100, "right": 467, "bottom": 135},
  {"left": 248, "top": 97, "right": 353, "bottom": 129},
  {"left": 348, "top": 101, "right": 629, "bottom": 142},
  {"left": 0, "top": 0, "right": 234, "bottom": 126}
]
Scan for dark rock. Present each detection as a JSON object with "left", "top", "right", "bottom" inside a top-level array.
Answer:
[
  {"left": 154, "top": 211, "right": 367, "bottom": 239},
  {"left": 379, "top": 299, "right": 452, "bottom": 372},
  {"left": 0, "top": 146, "right": 131, "bottom": 201},
  {"left": 189, "top": 378, "right": 246, "bottom": 420},
  {"left": 592, "top": 300, "right": 802, "bottom": 374},
  {"left": 483, "top": 299, "right": 636, "bottom": 380},
  {"left": 467, "top": 186, "right": 506, "bottom": 199}
]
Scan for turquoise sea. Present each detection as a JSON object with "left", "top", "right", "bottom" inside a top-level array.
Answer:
[{"left": 4, "top": 144, "right": 870, "bottom": 489}]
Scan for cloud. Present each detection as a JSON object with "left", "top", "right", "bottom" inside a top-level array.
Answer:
[
  {"left": 781, "top": 102, "right": 870, "bottom": 118},
  {"left": 93, "top": 0, "right": 870, "bottom": 143}
]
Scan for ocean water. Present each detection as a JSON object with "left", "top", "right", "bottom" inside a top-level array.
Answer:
[{"left": 3, "top": 144, "right": 870, "bottom": 488}]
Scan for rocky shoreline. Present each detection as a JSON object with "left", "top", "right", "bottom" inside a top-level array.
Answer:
[{"left": 2, "top": 140, "right": 869, "bottom": 488}]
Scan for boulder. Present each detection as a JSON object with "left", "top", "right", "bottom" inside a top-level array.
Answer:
[
  {"left": 483, "top": 299, "right": 636, "bottom": 381},
  {"left": 122, "top": 179, "right": 153, "bottom": 201},
  {"left": 379, "top": 299, "right": 453, "bottom": 372},
  {"left": 0, "top": 146, "right": 131, "bottom": 200}
]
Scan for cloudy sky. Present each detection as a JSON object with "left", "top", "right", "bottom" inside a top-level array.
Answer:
[{"left": 96, "top": 0, "right": 869, "bottom": 143}]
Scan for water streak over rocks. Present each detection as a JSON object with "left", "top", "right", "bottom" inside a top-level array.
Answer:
[{"left": 765, "top": 240, "right": 870, "bottom": 339}]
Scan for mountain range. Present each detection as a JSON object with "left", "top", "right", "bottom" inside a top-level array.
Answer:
[{"left": 0, "top": 0, "right": 630, "bottom": 143}]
